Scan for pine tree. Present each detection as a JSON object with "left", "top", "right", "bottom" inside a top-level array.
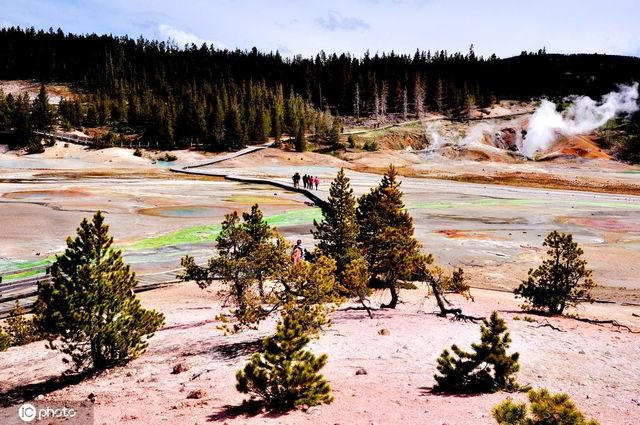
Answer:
[
  {"left": 356, "top": 164, "right": 421, "bottom": 308},
  {"left": 493, "top": 388, "right": 600, "bottom": 425},
  {"left": 11, "top": 92, "right": 32, "bottom": 147},
  {"left": 236, "top": 307, "right": 333, "bottom": 410},
  {"left": 0, "top": 89, "right": 12, "bottom": 131},
  {"left": 515, "top": 231, "right": 595, "bottom": 315},
  {"left": 328, "top": 115, "right": 342, "bottom": 146},
  {"left": 313, "top": 169, "right": 368, "bottom": 296},
  {"left": 84, "top": 102, "right": 98, "bottom": 127},
  {"left": 272, "top": 84, "right": 285, "bottom": 141},
  {"left": 181, "top": 205, "right": 289, "bottom": 332},
  {"left": 225, "top": 105, "right": 247, "bottom": 148},
  {"left": 274, "top": 255, "right": 342, "bottom": 333},
  {"left": 209, "top": 94, "right": 225, "bottom": 148},
  {"left": 295, "top": 119, "right": 307, "bottom": 152},
  {"left": 34, "top": 212, "right": 165, "bottom": 371},
  {"left": 434, "top": 311, "right": 520, "bottom": 393},
  {"left": 31, "top": 84, "right": 54, "bottom": 130}
]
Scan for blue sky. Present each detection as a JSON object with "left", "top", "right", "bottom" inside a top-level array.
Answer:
[{"left": 1, "top": 0, "right": 639, "bottom": 58}]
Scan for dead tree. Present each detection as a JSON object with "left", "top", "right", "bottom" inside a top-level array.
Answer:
[{"left": 415, "top": 255, "right": 483, "bottom": 323}]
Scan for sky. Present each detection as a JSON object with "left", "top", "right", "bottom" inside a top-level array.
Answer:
[{"left": 1, "top": 0, "right": 639, "bottom": 58}]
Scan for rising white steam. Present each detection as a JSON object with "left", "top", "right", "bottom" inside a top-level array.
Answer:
[
  {"left": 522, "top": 83, "right": 639, "bottom": 158},
  {"left": 425, "top": 122, "right": 445, "bottom": 150}
]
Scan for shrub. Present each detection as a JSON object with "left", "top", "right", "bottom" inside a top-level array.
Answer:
[
  {"left": 35, "top": 212, "right": 165, "bottom": 371},
  {"left": 4, "top": 301, "right": 40, "bottom": 346},
  {"left": 362, "top": 140, "right": 379, "bottom": 151},
  {"left": 159, "top": 152, "right": 177, "bottom": 162},
  {"left": 0, "top": 330, "right": 10, "bottom": 351},
  {"left": 433, "top": 311, "right": 520, "bottom": 393},
  {"left": 25, "top": 140, "right": 45, "bottom": 154},
  {"left": 515, "top": 231, "right": 595, "bottom": 315},
  {"left": 493, "top": 388, "right": 600, "bottom": 425},
  {"left": 347, "top": 134, "right": 356, "bottom": 148},
  {"left": 133, "top": 148, "right": 143, "bottom": 157},
  {"left": 235, "top": 307, "right": 333, "bottom": 410}
]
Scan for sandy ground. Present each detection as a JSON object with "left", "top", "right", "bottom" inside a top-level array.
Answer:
[
  {"left": 1, "top": 283, "right": 638, "bottom": 425},
  {"left": 1, "top": 141, "right": 640, "bottom": 424}
]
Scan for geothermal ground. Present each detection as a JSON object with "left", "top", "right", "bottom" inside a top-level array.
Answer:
[{"left": 1, "top": 141, "right": 640, "bottom": 424}]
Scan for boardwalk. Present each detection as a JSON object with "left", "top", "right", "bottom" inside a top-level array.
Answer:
[{"left": 170, "top": 142, "right": 329, "bottom": 209}]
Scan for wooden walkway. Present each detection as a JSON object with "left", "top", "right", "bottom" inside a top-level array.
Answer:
[{"left": 170, "top": 142, "right": 329, "bottom": 209}]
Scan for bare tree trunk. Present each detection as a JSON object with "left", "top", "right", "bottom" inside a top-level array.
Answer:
[
  {"left": 354, "top": 84, "right": 360, "bottom": 118},
  {"left": 381, "top": 282, "right": 398, "bottom": 309},
  {"left": 402, "top": 88, "right": 408, "bottom": 120}
]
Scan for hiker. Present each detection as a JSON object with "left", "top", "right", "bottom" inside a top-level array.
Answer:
[
  {"left": 314, "top": 176, "right": 319, "bottom": 190},
  {"left": 291, "top": 239, "right": 304, "bottom": 263},
  {"left": 292, "top": 172, "right": 300, "bottom": 188}
]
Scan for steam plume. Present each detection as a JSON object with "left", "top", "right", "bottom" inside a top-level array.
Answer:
[{"left": 523, "top": 82, "right": 639, "bottom": 158}]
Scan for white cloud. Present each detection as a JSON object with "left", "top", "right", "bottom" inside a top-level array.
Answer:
[
  {"left": 157, "top": 24, "right": 226, "bottom": 49},
  {"left": 316, "top": 10, "right": 370, "bottom": 31}
]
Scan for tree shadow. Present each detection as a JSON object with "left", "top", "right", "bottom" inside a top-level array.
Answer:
[
  {"left": 418, "top": 386, "right": 486, "bottom": 398},
  {"left": 207, "top": 400, "right": 289, "bottom": 421},
  {"left": 0, "top": 370, "right": 96, "bottom": 407},
  {"left": 211, "top": 339, "right": 262, "bottom": 360}
]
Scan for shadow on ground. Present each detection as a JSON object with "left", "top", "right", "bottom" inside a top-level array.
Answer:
[{"left": 0, "top": 370, "right": 96, "bottom": 408}]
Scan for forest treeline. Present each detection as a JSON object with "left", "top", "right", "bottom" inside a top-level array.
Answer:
[{"left": 1, "top": 26, "right": 640, "bottom": 150}]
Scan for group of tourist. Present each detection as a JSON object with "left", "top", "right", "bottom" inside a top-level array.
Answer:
[{"left": 292, "top": 172, "right": 320, "bottom": 190}]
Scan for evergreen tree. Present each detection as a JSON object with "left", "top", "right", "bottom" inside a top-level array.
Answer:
[
  {"left": 225, "top": 105, "right": 247, "bottom": 149},
  {"left": 356, "top": 164, "right": 421, "bottom": 308},
  {"left": 255, "top": 104, "right": 272, "bottom": 142},
  {"left": 84, "top": 102, "right": 98, "bottom": 127},
  {"left": 0, "top": 89, "right": 11, "bottom": 131},
  {"left": 274, "top": 256, "right": 343, "bottom": 333},
  {"left": 515, "top": 231, "right": 595, "bottom": 315},
  {"left": 328, "top": 115, "right": 342, "bottom": 146},
  {"left": 313, "top": 169, "right": 368, "bottom": 295},
  {"left": 34, "top": 212, "right": 165, "bottom": 371},
  {"left": 181, "top": 205, "right": 289, "bottom": 332},
  {"left": 493, "top": 388, "right": 600, "bottom": 425},
  {"left": 433, "top": 311, "right": 520, "bottom": 393},
  {"left": 295, "top": 119, "right": 307, "bottom": 152},
  {"left": 31, "top": 84, "right": 54, "bottom": 130},
  {"left": 209, "top": 94, "right": 226, "bottom": 148},
  {"left": 11, "top": 92, "right": 32, "bottom": 147},
  {"left": 272, "top": 85, "right": 285, "bottom": 141},
  {"left": 236, "top": 307, "right": 333, "bottom": 410}
]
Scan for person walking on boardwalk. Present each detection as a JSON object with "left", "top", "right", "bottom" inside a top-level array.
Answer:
[
  {"left": 291, "top": 239, "right": 304, "bottom": 263},
  {"left": 302, "top": 174, "right": 308, "bottom": 189},
  {"left": 293, "top": 172, "right": 300, "bottom": 188},
  {"left": 314, "top": 176, "right": 319, "bottom": 190}
]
